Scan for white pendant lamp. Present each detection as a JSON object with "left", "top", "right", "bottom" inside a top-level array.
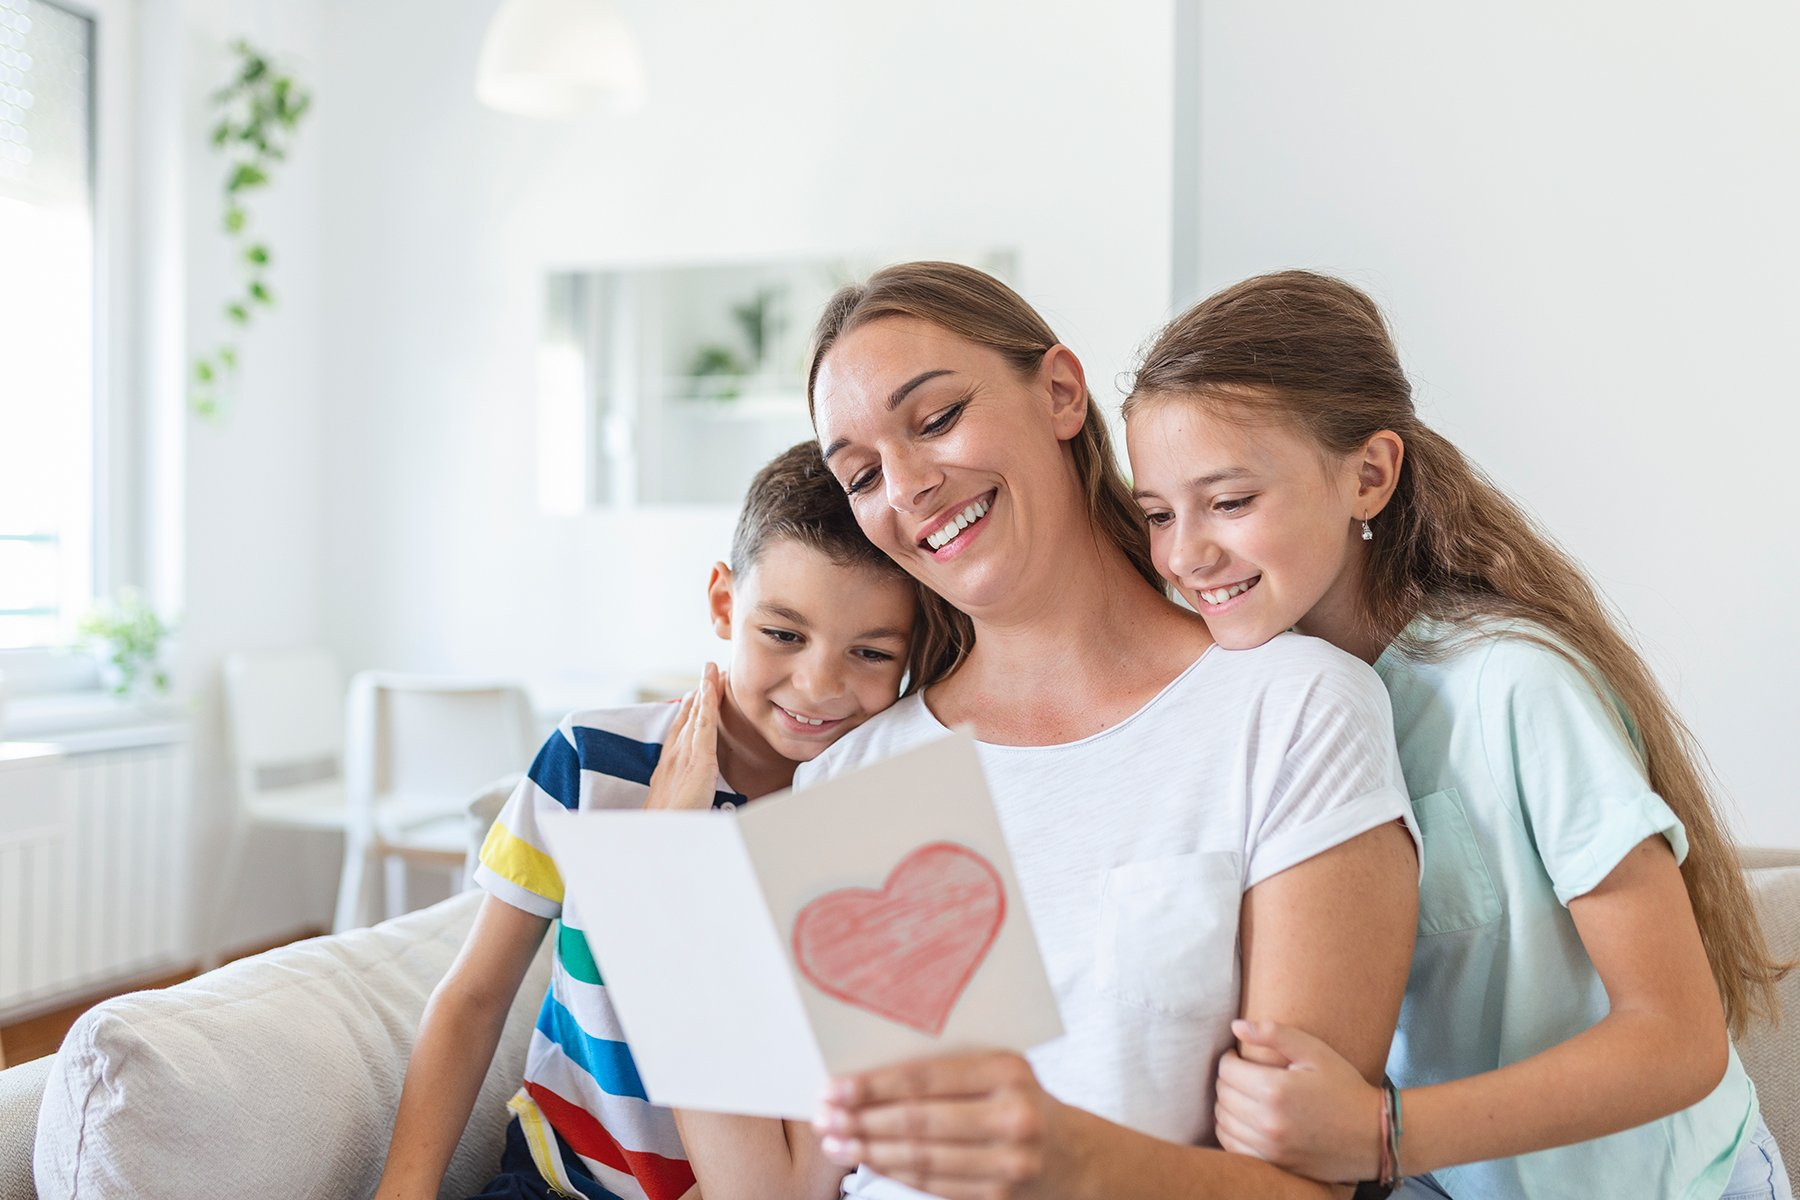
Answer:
[{"left": 476, "top": 0, "right": 646, "bottom": 119}]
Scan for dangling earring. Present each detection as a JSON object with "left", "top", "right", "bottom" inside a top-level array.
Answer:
[{"left": 1361, "top": 517, "right": 1373, "bottom": 542}]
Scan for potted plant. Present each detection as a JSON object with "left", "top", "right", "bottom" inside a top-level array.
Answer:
[{"left": 76, "top": 590, "right": 174, "bottom": 699}]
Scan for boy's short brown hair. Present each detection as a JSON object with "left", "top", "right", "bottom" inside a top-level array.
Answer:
[
  {"left": 730, "top": 441, "right": 902, "bottom": 578},
  {"left": 730, "top": 441, "right": 958, "bottom": 695}
]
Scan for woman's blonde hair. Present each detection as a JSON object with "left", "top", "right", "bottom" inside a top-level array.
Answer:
[
  {"left": 1125, "top": 269, "right": 1786, "bottom": 1033},
  {"left": 807, "top": 261, "right": 1167, "bottom": 680}
]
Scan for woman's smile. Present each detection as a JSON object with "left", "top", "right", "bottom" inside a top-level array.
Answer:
[{"left": 919, "top": 490, "right": 997, "bottom": 557}]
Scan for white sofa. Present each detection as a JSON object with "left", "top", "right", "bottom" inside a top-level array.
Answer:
[
  {"left": 8, "top": 889, "right": 550, "bottom": 1200},
  {"left": 2, "top": 852, "right": 1797, "bottom": 1200}
]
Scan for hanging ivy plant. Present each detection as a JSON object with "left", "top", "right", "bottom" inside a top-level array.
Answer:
[{"left": 191, "top": 40, "right": 312, "bottom": 421}]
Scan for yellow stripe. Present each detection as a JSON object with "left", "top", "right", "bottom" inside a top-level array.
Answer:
[
  {"left": 480, "top": 818, "right": 564, "bottom": 904},
  {"left": 507, "top": 1088, "right": 584, "bottom": 1199}
]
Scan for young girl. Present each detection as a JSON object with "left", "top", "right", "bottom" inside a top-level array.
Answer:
[{"left": 1122, "top": 270, "right": 1791, "bottom": 1199}]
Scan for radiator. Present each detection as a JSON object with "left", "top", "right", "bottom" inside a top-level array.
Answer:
[{"left": 0, "top": 724, "right": 191, "bottom": 1020}]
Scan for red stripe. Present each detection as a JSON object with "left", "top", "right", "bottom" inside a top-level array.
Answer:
[{"left": 526, "top": 1082, "right": 696, "bottom": 1200}]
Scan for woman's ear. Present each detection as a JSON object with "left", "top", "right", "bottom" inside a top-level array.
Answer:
[
  {"left": 1357, "top": 430, "right": 1405, "bottom": 518},
  {"left": 707, "top": 562, "right": 735, "bottom": 640},
  {"left": 1042, "top": 344, "right": 1090, "bottom": 441}
]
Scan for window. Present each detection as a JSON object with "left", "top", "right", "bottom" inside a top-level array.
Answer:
[
  {"left": 0, "top": 0, "right": 96, "bottom": 655},
  {"left": 0, "top": 0, "right": 138, "bottom": 698}
]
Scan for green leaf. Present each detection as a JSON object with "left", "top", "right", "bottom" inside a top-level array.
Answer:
[
  {"left": 192, "top": 393, "right": 218, "bottom": 419},
  {"left": 195, "top": 359, "right": 215, "bottom": 384},
  {"left": 226, "top": 302, "right": 250, "bottom": 325},
  {"left": 241, "top": 57, "right": 268, "bottom": 85},
  {"left": 249, "top": 280, "right": 273, "bottom": 306},
  {"left": 211, "top": 121, "right": 232, "bottom": 147},
  {"left": 224, "top": 206, "right": 247, "bottom": 233},
  {"left": 227, "top": 162, "right": 269, "bottom": 193},
  {"left": 218, "top": 346, "right": 238, "bottom": 369},
  {"left": 245, "top": 244, "right": 270, "bottom": 266}
]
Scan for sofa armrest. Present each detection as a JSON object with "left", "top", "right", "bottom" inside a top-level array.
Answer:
[
  {"left": 0, "top": 1054, "right": 54, "bottom": 1200},
  {"left": 1739, "top": 846, "right": 1800, "bottom": 872},
  {"left": 1739, "top": 858, "right": 1800, "bottom": 1194},
  {"left": 33, "top": 888, "right": 551, "bottom": 1200}
]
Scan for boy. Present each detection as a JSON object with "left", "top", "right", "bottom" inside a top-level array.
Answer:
[{"left": 374, "top": 442, "right": 933, "bottom": 1200}]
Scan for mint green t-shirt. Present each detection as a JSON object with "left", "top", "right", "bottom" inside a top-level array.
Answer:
[{"left": 1376, "top": 620, "right": 1757, "bottom": 1200}]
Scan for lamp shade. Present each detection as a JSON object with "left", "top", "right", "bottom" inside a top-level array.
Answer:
[{"left": 476, "top": 0, "right": 646, "bottom": 118}]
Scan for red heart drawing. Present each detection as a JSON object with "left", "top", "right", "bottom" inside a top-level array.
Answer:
[{"left": 792, "top": 841, "right": 1006, "bottom": 1036}]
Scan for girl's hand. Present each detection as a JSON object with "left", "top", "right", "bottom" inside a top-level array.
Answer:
[
  {"left": 813, "top": 1051, "right": 1069, "bottom": 1200},
  {"left": 644, "top": 663, "right": 727, "bottom": 812},
  {"left": 1213, "top": 1019, "right": 1384, "bottom": 1184}
]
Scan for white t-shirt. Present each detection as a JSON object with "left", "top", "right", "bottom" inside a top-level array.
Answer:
[{"left": 794, "top": 632, "right": 1418, "bottom": 1200}]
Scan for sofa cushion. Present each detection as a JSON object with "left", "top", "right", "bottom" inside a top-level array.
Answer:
[
  {"left": 1739, "top": 863, "right": 1800, "bottom": 1192},
  {"left": 33, "top": 890, "right": 551, "bottom": 1200}
]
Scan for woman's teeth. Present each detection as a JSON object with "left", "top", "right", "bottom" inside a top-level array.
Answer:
[
  {"left": 782, "top": 707, "right": 828, "bottom": 727},
  {"left": 926, "top": 497, "right": 992, "bottom": 551},
  {"left": 1199, "top": 578, "right": 1259, "bottom": 606}
]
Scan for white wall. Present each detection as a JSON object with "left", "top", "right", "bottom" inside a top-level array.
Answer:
[
  {"left": 171, "top": 0, "right": 336, "bottom": 952},
  {"left": 145, "top": 0, "right": 1800, "bottom": 959},
  {"left": 1189, "top": 1, "right": 1800, "bottom": 843},
  {"left": 311, "top": 0, "right": 1173, "bottom": 700}
]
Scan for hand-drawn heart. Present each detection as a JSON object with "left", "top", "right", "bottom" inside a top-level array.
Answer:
[{"left": 792, "top": 841, "right": 1006, "bottom": 1036}]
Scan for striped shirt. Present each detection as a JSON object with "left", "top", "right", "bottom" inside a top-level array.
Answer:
[{"left": 475, "top": 704, "right": 747, "bottom": 1200}]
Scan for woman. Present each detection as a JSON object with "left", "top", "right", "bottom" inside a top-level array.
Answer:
[{"left": 668, "top": 261, "right": 1423, "bottom": 1200}]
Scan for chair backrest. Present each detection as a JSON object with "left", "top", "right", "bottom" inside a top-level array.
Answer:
[
  {"left": 222, "top": 649, "right": 346, "bottom": 812},
  {"left": 345, "top": 673, "right": 538, "bottom": 815}
]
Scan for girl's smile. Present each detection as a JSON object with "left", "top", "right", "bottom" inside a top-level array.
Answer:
[
  {"left": 1194, "top": 574, "right": 1262, "bottom": 611},
  {"left": 1127, "top": 399, "right": 1368, "bottom": 651}
]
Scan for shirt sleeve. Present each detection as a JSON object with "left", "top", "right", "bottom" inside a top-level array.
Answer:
[
  {"left": 1477, "top": 636, "right": 1687, "bottom": 906},
  {"left": 472, "top": 717, "right": 582, "bottom": 919},
  {"left": 1244, "top": 649, "right": 1419, "bottom": 889}
]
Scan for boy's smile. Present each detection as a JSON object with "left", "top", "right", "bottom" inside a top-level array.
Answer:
[{"left": 709, "top": 538, "right": 916, "bottom": 791}]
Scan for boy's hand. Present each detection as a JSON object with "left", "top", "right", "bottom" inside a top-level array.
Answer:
[
  {"left": 645, "top": 663, "right": 727, "bottom": 812},
  {"left": 1213, "top": 1019, "right": 1384, "bottom": 1184}
]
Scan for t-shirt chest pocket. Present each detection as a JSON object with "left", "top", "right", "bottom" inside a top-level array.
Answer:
[
  {"left": 1414, "top": 788, "right": 1503, "bottom": 936},
  {"left": 1096, "top": 850, "right": 1242, "bottom": 1020}
]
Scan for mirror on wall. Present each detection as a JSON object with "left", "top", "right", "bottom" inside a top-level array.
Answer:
[{"left": 537, "top": 252, "right": 1016, "bottom": 511}]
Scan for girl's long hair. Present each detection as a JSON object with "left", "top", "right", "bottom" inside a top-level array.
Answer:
[
  {"left": 1126, "top": 270, "right": 1787, "bottom": 1033},
  {"left": 807, "top": 261, "right": 1167, "bottom": 682}
]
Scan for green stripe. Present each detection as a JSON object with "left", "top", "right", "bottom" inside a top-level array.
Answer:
[{"left": 557, "top": 922, "right": 603, "bottom": 986}]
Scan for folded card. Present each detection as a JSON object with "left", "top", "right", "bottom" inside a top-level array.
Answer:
[{"left": 538, "top": 730, "right": 1063, "bottom": 1119}]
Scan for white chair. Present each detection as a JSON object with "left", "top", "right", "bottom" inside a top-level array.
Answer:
[
  {"left": 335, "top": 673, "right": 537, "bottom": 932},
  {"left": 211, "top": 648, "right": 354, "bottom": 969}
]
